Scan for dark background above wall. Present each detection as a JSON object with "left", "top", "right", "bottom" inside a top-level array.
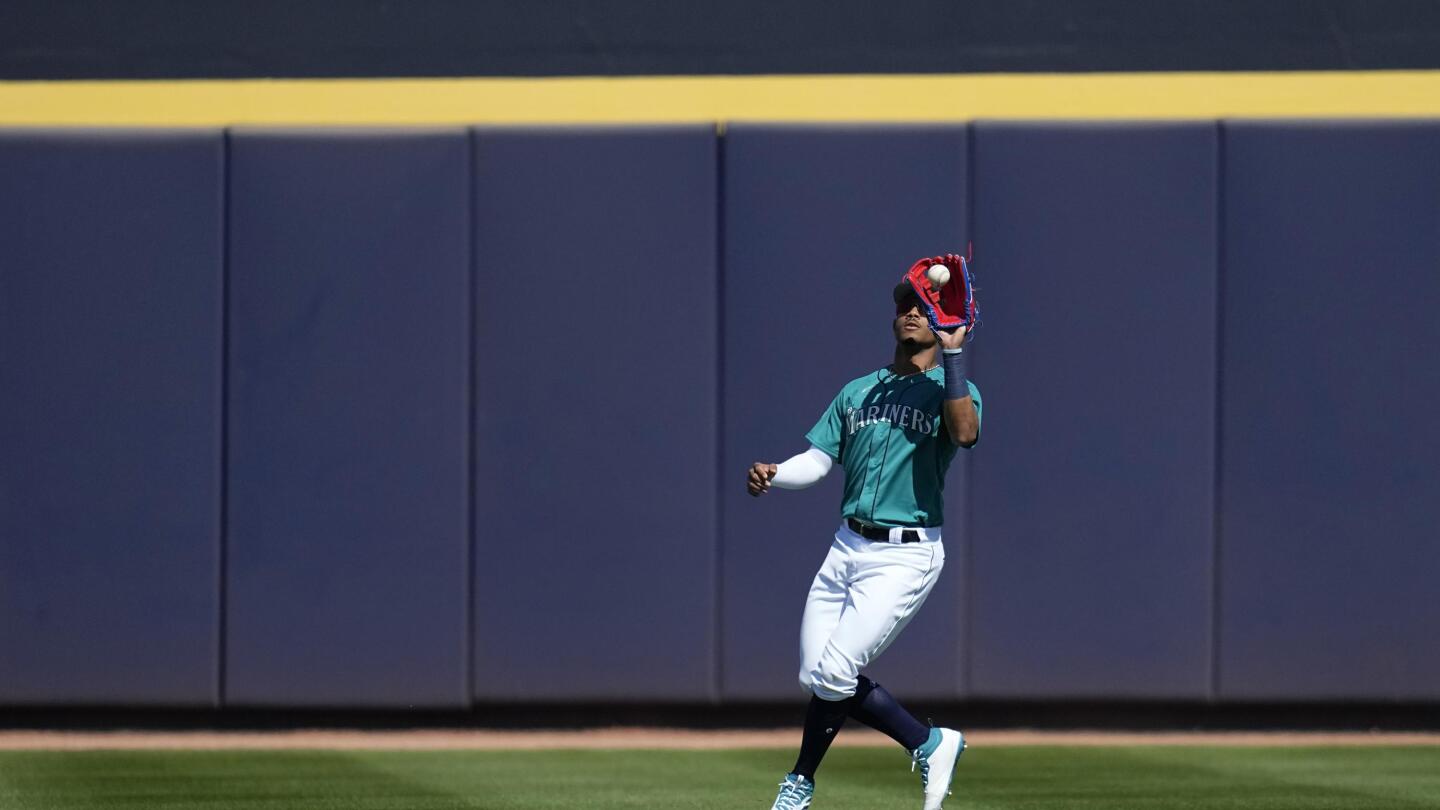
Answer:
[{"left": 3, "top": 0, "right": 1440, "bottom": 80}]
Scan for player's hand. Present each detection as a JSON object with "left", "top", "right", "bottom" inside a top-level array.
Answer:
[
  {"left": 935, "top": 323, "right": 968, "bottom": 351},
  {"left": 747, "top": 462, "right": 778, "bottom": 497}
]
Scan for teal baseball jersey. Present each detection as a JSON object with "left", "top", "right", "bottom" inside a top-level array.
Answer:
[{"left": 805, "top": 366, "right": 982, "bottom": 529}]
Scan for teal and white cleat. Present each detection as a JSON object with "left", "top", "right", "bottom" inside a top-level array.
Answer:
[
  {"left": 911, "top": 728, "right": 966, "bottom": 810},
  {"left": 769, "top": 772, "right": 814, "bottom": 810}
]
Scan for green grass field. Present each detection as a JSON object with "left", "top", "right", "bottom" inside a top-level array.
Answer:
[{"left": 1, "top": 746, "right": 1437, "bottom": 809}]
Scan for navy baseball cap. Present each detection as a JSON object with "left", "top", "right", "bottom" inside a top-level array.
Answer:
[{"left": 893, "top": 280, "right": 920, "bottom": 304}]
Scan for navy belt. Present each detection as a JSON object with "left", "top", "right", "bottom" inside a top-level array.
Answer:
[{"left": 847, "top": 518, "right": 922, "bottom": 543}]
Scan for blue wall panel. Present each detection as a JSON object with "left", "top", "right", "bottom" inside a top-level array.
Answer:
[
  {"left": 225, "top": 130, "right": 470, "bottom": 707},
  {"left": 1218, "top": 121, "right": 1440, "bottom": 700},
  {"left": 721, "top": 125, "right": 969, "bottom": 700},
  {"left": 5, "top": 120, "right": 1440, "bottom": 709},
  {"left": 0, "top": 130, "right": 223, "bottom": 704},
  {"left": 470, "top": 127, "right": 718, "bottom": 700},
  {"left": 967, "top": 123, "right": 1217, "bottom": 698}
]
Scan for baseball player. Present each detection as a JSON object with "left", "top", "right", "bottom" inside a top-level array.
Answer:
[{"left": 748, "top": 259, "right": 981, "bottom": 810}]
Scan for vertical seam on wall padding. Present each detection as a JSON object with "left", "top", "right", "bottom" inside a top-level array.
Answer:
[
  {"left": 1209, "top": 121, "right": 1232, "bottom": 700},
  {"left": 217, "top": 128, "right": 232, "bottom": 707},
  {"left": 1209, "top": 121, "right": 1227, "bottom": 703},
  {"left": 466, "top": 128, "right": 479, "bottom": 705},
  {"left": 711, "top": 123, "right": 726, "bottom": 704},
  {"left": 960, "top": 122, "right": 976, "bottom": 699}
]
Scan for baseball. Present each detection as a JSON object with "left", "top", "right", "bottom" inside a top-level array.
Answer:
[{"left": 926, "top": 263, "right": 951, "bottom": 289}]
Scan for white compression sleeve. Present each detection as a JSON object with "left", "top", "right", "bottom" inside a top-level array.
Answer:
[{"left": 771, "top": 445, "right": 834, "bottom": 490}]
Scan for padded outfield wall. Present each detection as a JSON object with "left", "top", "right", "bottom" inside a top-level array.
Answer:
[{"left": 1, "top": 122, "right": 1437, "bottom": 707}]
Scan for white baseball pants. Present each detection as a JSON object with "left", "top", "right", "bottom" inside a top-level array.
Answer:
[{"left": 797, "top": 522, "right": 946, "bottom": 700}]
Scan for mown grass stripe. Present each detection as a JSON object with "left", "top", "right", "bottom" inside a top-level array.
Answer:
[{"left": 0, "top": 745, "right": 1436, "bottom": 809}]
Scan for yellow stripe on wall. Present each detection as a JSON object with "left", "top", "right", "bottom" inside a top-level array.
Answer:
[{"left": 2, "top": 71, "right": 1440, "bottom": 126}]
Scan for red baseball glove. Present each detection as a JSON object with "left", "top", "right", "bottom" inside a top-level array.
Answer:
[{"left": 901, "top": 251, "right": 979, "bottom": 333}]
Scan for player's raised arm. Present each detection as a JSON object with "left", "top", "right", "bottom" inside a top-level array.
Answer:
[{"left": 937, "top": 326, "right": 979, "bottom": 447}]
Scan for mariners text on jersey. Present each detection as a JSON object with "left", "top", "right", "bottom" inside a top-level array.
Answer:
[
  {"left": 807, "top": 366, "right": 982, "bottom": 530},
  {"left": 844, "top": 401, "right": 939, "bottom": 437}
]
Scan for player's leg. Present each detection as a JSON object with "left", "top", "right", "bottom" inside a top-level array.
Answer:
[
  {"left": 786, "top": 537, "right": 852, "bottom": 786},
  {"left": 850, "top": 674, "right": 930, "bottom": 751},
  {"left": 786, "top": 535, "right": 943, "bottom": 782},
  {"left": 809, "top": 540, "right": 963, "bottom": 810},
  {"left": 767, "top": 535, "right": 849, "bottom": 808},
  {"left": 847, "top": 676, "right": 967, "bottom": 809},
  {"left": 788, "top": 690, "right": 856, "bottom": 786},
  {"left": 791, "top": 675, "right": 931, "bottom": 785},
  {"left": 844, "top": 548, "right": 942, "bottom": 749},
  {"left": 796, "top": 540, "right": 849, "bottom": 693},
  {"left": 805, "top": 538, "right": 945, "bottom": 702}
]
